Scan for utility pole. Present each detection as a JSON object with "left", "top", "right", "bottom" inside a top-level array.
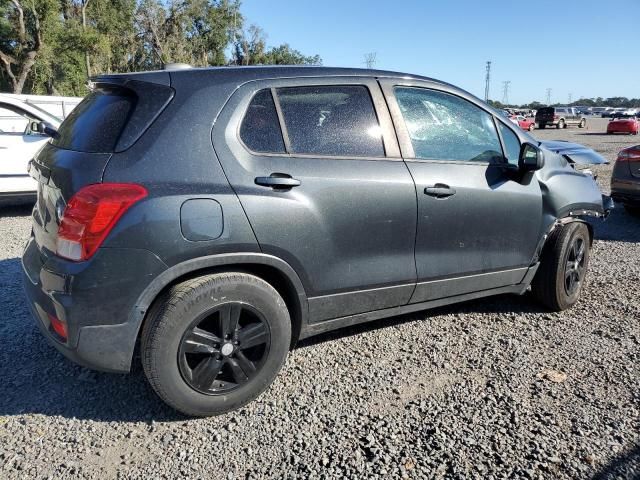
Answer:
[
  {"left": 502, "top": 81, "right": 511, "bottom": 105},
  {"left": 484, "top": 61, "right": 491, "bottom": 102},
  {"left": 546, "top": 88, "right": 552, "bottom": 105},
  {"left": 568, "top": 93, "right": 573, "bottom": 104},
  {"left": 363, "top": 53, "right": 377, "bottom": 69}
]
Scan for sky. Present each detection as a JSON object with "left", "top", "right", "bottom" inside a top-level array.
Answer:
[{"left": 241, "top": 0, "right": 639, "bottom": 105}]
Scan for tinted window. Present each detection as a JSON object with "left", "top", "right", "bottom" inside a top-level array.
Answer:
[
  {"left": 52, "top": 87, "right": 136, "bottom": 153},
  {"left": 276, "top": 85, "right": 384, "bottom": 157},
  {"left": 394, "top": 87, "right": 502, "bottom": 162},
  {"left": 240, "top": 89, "right": 285, "bottom": 153},
  {"left": 498, "top": 122, "right": 521, "bottom": 166}
]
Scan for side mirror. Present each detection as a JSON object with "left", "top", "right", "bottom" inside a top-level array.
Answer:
[
  {"left": 29, "top": 120, "right": 40, "bottom": 133},
  {"left": 519, "top": 142, "right": 544, "bottom": 171},
  {"left": 35, "top": 121, "right": 59, "bottom": 139}
]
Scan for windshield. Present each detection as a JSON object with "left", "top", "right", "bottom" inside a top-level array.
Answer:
[{"left": 23, "top": 102, "right": 62, "bottom": 124}]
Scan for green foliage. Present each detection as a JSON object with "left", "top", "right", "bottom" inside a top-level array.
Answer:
[{"left": 0, "top": 0, "right": 321, "bottom": 94}]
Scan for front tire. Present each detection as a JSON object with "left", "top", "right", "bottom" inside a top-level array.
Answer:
[
  {"left": 531, "top": 222, "right": 591, "bottom": 311},
  {"left": 579, "top": 119, "right": 586, "bottom": 128},
  {"left": 528, "top": 123, "right": 535, "bottom": 131},
  {"left": 141, "top": 273, "right": 291, "bottom": 416}
]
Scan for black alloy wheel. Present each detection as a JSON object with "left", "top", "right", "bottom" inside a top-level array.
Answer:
[
  {"left": 564, "top": 236, "right": 586, "bottom": 296},
  {"left": 178, "top": 302, "right": 270, "bottom": 395}
]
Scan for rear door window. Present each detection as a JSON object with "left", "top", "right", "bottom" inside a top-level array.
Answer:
[{"left": 275, "top": 85, "right": 384, "bottom": 157}]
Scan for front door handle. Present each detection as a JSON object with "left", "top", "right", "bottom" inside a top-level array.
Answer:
[
  {"left": 255, "top": 173, "right": 301, "bottom": 189},
  {"left": 424, "top": 184, "right": 456, "bottom": 198}
]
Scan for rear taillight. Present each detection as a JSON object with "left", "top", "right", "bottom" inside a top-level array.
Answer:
[
  {"left": 553, "top": 115, "right": 559, "bottom": 120},
  {"left": 56, "top": 183, "right": 147, "bottom": 261},
  {"left": 617, "top": 149, "right": 640, "bottom": 163}
]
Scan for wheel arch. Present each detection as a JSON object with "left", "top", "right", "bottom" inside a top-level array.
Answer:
[
  {"left": 535, "top": 216, "right": 594, "bottom": 264},
  {"left": 129, "top": 253, "right": 309, "bottom": 368}
]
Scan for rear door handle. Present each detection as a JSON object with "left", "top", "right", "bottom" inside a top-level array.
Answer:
[
  {"left": 424, "top": 184, "right": 456, "bottom": 198},
  {"left": 255, "top": 173, "right": 301, "bottom": 189}
]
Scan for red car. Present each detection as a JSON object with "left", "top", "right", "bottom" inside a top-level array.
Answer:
[
  {"left": 607, "top": 118, "right": 639, "bottom": 135},
  {"left": 509, "top": 115, "right": 535, "bottom": 131}
]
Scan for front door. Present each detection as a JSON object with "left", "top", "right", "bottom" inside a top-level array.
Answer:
[
  {"left": 213, "top": 77, "right": 418, "bottom": 321},
  {"left": 381, "top": 80, "right": 543, "bottom": 303}
]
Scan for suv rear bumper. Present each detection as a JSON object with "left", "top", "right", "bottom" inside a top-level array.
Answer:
[{"left": 22, "top": 237, "right": 167, "bottom": 373}]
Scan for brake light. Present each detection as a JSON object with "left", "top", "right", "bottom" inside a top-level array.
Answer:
[
  {"left": 48, "top": 313, "right": 68, "bottom": 340},
  {"left": 56, "top": 183, "right": 147, "bottom": 261},
  {"left": 617, "top": 149, "right": 640, "bottom": 162}
]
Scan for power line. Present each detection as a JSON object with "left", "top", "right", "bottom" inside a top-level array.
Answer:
[
  {"left": 484, "top": 61, "right": 491, "bottom": 102},
  {"left": 502, "top": 80, "right": 511, "bottom": 105},
  {"left": 363, "top": 52, "right": 377, "bottom": 69},
  {"left": 546, "top": 88, "right": 552, "bottom": 105}
]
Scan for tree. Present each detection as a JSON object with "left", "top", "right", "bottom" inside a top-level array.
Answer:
[
  {"left": 0, "top": 0, "right": 57, "bottom": 93},
  {"left": 1, "top": 0, "right": 321, "bottom": 95},
  {"left": 265, "top": 43, "right": 321, "bottom": 65},
  {"left": 231, "top": 24, "right": 267, "bottom": 65}
]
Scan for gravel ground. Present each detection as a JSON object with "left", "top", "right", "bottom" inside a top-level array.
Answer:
[{"left": 0, "top": 118, "right": 638, "bottom": 479}]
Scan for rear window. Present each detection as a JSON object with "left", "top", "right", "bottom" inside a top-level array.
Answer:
[
  {"left": 52, "top": 87, "right": 136, "bottom": 153},
  {"left": 52, "top": 81, "right": 173, "bottom": 153}
]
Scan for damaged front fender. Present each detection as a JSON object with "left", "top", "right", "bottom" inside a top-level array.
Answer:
[{"left": 540, "top": 140, "right": 609, "bottom": 166}]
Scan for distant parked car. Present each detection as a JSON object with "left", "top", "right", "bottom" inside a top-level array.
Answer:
[
  {"left": 611, "top": 145, "right": 640, "bottom": 216},
  {"left": 536, "top": 107, "right": 586, "bottom": 129},
  {"left": 607, "top": 118, "right": 639, "bottom": 135},
  {"left": 510, "top": 115, "right": 536, "bottom": 131},
  {"left": 0, "top": 95, "right": 62, "bottom": 205},
  {"left": 603, "top": 108, "right": 626, "bottom": 118}
]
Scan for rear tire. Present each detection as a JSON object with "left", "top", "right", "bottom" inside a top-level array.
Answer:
[
  {"left": 528, "top": 123, "right": 535, "bottom": 131},
  {"left": 579, "top": 119, "right": 586, "bottom": 128},
  {"left": 531, "top": 222, "right": 590, "bottom": 311},
  {"left": 556, "top": 119, "right": 565, "bottom": 129},
  {"left": 141, "top": 272, "right": 291, "bottom": 416}
]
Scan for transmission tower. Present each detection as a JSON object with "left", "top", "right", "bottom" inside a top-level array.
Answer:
[
  {"left": 484, "top": 61, "right": 491, "bottom": 102},
  {"left": 502, "top": 81, "right": 511, "bottom": 105},
  {"left": 363, "top": 52, "right": 377, "bottom": 69},
  {"left": 546, "top": 88, "right": 552, "bottom": 105}
]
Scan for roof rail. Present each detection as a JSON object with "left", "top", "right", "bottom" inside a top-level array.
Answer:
[{"left": 163, "top": 63, "right": 192, "bottom": 71}]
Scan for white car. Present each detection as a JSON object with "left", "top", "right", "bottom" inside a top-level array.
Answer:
[{"left": 0, "top": 95, "right": 62, "bottom": 205}]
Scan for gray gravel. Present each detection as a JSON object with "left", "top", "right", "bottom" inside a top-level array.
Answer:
[{"left": 0, "top": 118, "right": 638, "bottom": 479}]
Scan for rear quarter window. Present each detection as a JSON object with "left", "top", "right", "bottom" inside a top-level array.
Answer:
[{"left": 239, "top": 89, "right": 286, "bottom": 153}]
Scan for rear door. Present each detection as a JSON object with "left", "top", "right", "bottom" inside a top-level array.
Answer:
[
  {"left": 380, "top": 79, "right": 543, "bottom": 303},
  {"left": 213, "top": 77, "right": 418, "bottom": 322}
]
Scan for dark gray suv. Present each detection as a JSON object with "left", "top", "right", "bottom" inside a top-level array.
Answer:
[{"left": 22, "top": 66, "right": 611, "bottom": 416}]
